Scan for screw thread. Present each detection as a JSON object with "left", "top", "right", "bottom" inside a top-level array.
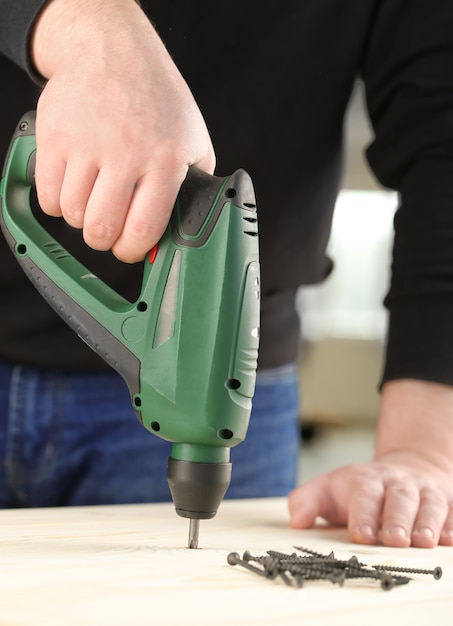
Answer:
[
  {"left": 294, "top": 546, "right": 336, "bottom": 560},
  {"left": 373, "top": 565, "right": 442, "bottom": 579}
]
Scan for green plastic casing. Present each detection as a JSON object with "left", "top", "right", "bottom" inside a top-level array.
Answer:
[{"left": 0, "top": 112, "right": 260, "bottom": 519}]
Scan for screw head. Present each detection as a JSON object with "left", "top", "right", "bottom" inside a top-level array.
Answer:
[
  {"left": 380, "top": 573, "right": 394, "bottom": 591},
  {"left": 433, "top": 567, "right": 442, "bottom": 580},
  {"left": 227, "top": 552, "right": 241, "bottom": 566}
]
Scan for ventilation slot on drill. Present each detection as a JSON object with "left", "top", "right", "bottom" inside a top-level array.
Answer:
[
  {"left": 43, "top": 241, "right": 72, "bottom": 261},
  {"left": 243, "top": 216, "right": 258, "bottom": 237}
]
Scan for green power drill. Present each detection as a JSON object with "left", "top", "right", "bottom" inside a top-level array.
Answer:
[{"left": 0, "top": 111, "right": 260, "bottom": 548}]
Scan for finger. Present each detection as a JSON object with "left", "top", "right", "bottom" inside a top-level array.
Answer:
[
  {"left": 34, "top": 151, "right": 66, "bottom": 217},
  {"left": 410, "top": 488, "right": 448, "bottom": 548},
  {"left": 347, "top": 474, "right": 385, "bottom": 545},
  {"left": 439, "top": 502, "right": 453, "bottom": 546},
  {"left": 82, "top": 167, "right": 137, "bottom": 252},
  {"left": 59, "top": 158, "right": 99, "bottom": 228},
  {"left": 380, "top": 479, "right": 420, "bottom": 547},
  {"left": 288, "top": 474, "right": 343, "bottom": 529},
  {"left": 111, "top": 166, "right": 188, "bottom": 263}
]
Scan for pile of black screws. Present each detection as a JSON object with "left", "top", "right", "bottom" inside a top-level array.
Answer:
[{"left": 227, "top": 546, "right": 443, "bottom": 591}]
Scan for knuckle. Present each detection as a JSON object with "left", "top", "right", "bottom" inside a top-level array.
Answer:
[
  {"left": 124, "top": 209, "right": 165, "bottom": 247},
  {"left": 420, "top": 487, "right": 447, "bottom": 507},
  {"left": 129, "top": 217, "right": 160, "bottom": 241},
  {"left": 60, "top": 202, "right": 84, "bottom": 228},
  {"left": 350, "top": 467, "right": 384, "bottom": 495},
  {"left": 388, "top": 482, "right": 416, "bottom": 499},
  {"left": 83, "top": 220, "right": 116, "bottom": 250}
]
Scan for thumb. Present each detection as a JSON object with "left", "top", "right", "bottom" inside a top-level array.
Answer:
[
  {"left": 288, "top": 474, "right": 346, "bottom": 528},
  {"left": 288, "top": 475, "right": 332, "bottom": 528}
]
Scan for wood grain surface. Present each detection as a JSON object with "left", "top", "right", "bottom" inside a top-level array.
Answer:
[{"left": 0, "top": 498, "right": 451, "bottom": 626}]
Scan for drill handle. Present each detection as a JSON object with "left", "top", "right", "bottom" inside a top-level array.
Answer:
[{"left": 0, "top": 113, "right": 144, "bottom": 394}]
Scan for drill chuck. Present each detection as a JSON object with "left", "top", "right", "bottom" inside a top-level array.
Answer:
[{"left": 167, "top": 457, "right": 232, "bottom": 520}]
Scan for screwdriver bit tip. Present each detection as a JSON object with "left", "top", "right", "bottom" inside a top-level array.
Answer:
[{"left": 188, "top": 518, "right": 200, "bottom": 549}]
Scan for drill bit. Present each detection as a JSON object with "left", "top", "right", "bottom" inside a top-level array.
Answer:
[{"left": 188, "top": 518, "right": 200, "bottom": 549}]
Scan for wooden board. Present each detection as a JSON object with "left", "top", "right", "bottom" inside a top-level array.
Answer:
[{"left": 0, "top": 498, "right": 451, "bottom": 626}]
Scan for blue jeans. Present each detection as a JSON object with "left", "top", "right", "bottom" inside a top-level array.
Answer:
[{"left": 0, "top": 360, "right": 300, "bottom": 507}]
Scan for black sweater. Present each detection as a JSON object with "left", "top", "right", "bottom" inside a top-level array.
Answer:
[{"left": 1, "top": 0, "right": 453, "bottom": 386}]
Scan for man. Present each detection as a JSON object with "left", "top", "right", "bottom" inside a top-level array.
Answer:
[{"left": 1, "top": 0, "right": 452, "bottom": 548}]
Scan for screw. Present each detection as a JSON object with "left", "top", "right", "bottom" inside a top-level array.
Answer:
[
  {"left": 293, "top": 573, "right": 304, "bottom": 589},
  {"left": 380, "top": 573, "right": 395, "bottom": 591},
  {"left": 297, "top": 566, "right": 346, "bottom": 586},
  {"left": 342, "top": 566, "right": 411, "bottom": 590},
  {"left": 278, "top": 569, "right": 293, "bottom": 586},
  {"left": 266, "top": 550, "right": 351, "bottom": 567},
  {"left": 343, "top": 565, "right": 392, "bottom": 586},
  {"left": 281, "top": 562, "right": 344, "bottom": 584},
  {"left": 294, "top": 546, "right": 336, "bottom": 560},
  {"left": 266, "top": 550, "right": 301, "bottom": 562},
  {"left": 373, "top": 565, "right": 442, "bottom": 580},
  {"left": 231, "top": 552, "right": 302, "bottom": 586},
  {"left": 242, "top": 552, "right": 279, "bottom": 578},
  {"left": 305, "top": 556, "right": 365, "bottom": 569},
  {"left": 388, "top": 576, "right": 412, "bottom": 587},
  {"left": 19, "top": 121, "right": 28, "bottom": 131},
  {"left": 261, "top": 555, "right": 281, "bottom": 580},
  {"left": 227, "top": 552, "right": 269, "bottom": 577},
  {"left": 243, "top": 550, "right": 266, "bottom": 563}
]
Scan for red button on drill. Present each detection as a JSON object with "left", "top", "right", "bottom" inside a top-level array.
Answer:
[{"left": 149, "top": 244, "right": 158, "bottom": 264}]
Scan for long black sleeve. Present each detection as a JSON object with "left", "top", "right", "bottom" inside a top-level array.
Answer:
[
  {"left": 362, "top": 0, "right": 453, "bottom": 385},
  {"left": 0, "top": 0, "right": 48, "bottom": 73}
]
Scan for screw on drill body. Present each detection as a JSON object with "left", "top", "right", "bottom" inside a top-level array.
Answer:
[{"left": 372, "top": 564, "right": 443, "bottom": 580}]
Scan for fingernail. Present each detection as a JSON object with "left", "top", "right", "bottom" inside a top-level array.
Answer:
[
  {"left": 414, "top": 527, "right": 434, "bottom": 540},
  {"left": 356, "top": 524, "right": 375, "bottom": 538},
  {"left": 352, "top": 524, "right": 377, "bottom": 544},
  {"left": 441, "top": 529, "right": 453, "bottom": 544},
  {"left": 386, "top": 526, "right": 407, "bottom": 539}
]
